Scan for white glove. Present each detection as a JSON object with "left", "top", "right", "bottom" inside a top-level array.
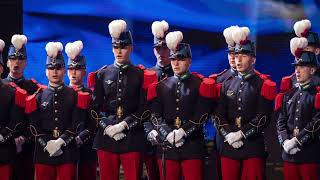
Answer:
[
  {"left": 50, "top": 149, "right": 64, "bottom": 157},
  {"left": 104, "top": 121, "right": 128, "bottom": 138},
  {"left": 113, "top": 132, "right": 126, "bottom": 141},
  {"left": 44, "top": 138, "right": 66, "bottom": 157},
  {"left": 166, "top": 128, "right": 186, "bottom": 145},
  {"left": 283, "top": 137, "right": 299, "bottom": 154},
  {"left": 231, "top": 140, "right": 244, "bottom": 149},
  {"left": 0, "top": 134, "right": 4, "bottom": 142},
  {"left": 225, "top": 131, "right": 244, "bottom": 145},
  {"left": 175, "top": 138, "right": 185, "bottom": 148},
  {"left": 75, "top": 136, "right": 83, "bottom": 146},
  {"left": 15, "top": 136, "right": 26, "bottom": 153},
  {"left": 147, "top": 130, "right": 159, "bottom": 145},
  {"left": 288, "top": 147, "right": 301, "bottom": 155}
]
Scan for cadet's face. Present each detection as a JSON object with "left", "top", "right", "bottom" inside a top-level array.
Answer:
[
  {"left": 171, "top": 58, "right": 191, "bottom": 75},
  {"left": 67, "top": 69, "right": 85, "bottom": 86},
  {"left": 304, "top": 46, "right": 320, "bottom": 55},
  {"left": 228, "top": 52, "right": 236, "bottom": 69},
  {"left": 7, "top": 58, "right": 26, "bottom": 76},
  {"left": 295, "top": 66, "right": 316, "bottom": 84},
  {"left": 112, "top": 45, "right": 132, "bottom": 64},
  {"left": 154, "top": 46, "right": 170, "bottom": 66},
  {"left": 46, "top": 68, "right": 65, "bottom": 85},
  {"left": 235, "top": 53, "right": 255, "bottom": 73}
]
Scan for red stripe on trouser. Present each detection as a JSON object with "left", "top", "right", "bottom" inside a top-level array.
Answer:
[
  {"left": 97, "top": 150, "right": 142, "bottom": 180},
  {"left": 35, "top": 163, "right": 76, "bottom": 180},
  {"left": 157, "top": 159, "right": 203, "bottom": 180},
  {"left": 144, "top": 154, "right": 160, "bottom": 180},
  {"left": 78, "top": 161, "right": 97, "bottom": 180},
  {"left": 221, "top": 156, "right": 265, "bottom": 180},
  {"left": 0, "top": 164, "right": 12, "bottom": 180},
  {"left": 283, "top": 161, "right": 319, "bottom": 180}
]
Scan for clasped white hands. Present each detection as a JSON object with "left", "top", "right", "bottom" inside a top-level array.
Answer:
[
  {"left": 44, "top": 138, "right": 66, "bottom": 157},
  {"left": 283, "top": 137, "right": 300, "bottom": 155},
  {"left": 225, "top": 130, "right": 244, "bottom": 149},
  {"left": 166, "top": 128, "right": 186, "bottom": 148},
  {"left": 104, "top": 121, "right": 128, "bottom": 141}
]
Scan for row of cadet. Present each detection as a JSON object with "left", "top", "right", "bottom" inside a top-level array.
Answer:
[{"left": 0, "top": 18, "right": 319, "bottom": 180}]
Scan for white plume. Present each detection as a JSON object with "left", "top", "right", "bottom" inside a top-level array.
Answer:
[
  {"left": 11, "top": 34, "right": 27, "bottom": 50},
  {"left": 65, "top": 40, "right": 83, "bottom": 60},
  {"left": 293, "top": 19, "right": 311, "bottom": 37},
  {"left": 232, "top": 26, "right": 250, "bottom": 44},
  {"left": 165, "top": 31, "right": 183, "bottom": 50},
  {"left": 0, "top": 39, "right": 5, "bottom": 52},
  {"left": 223, "top": 26, "right": 238, "bottom": 47},
  {"left": 152, "top": 20, "right": 169, "bottom": 38},
  {"left": 45, "top": 42, "right": 63, "bottom": 58},
  {"left": 109, "top": 20, "right": 127, "bottom": 38},
  {"left": 290, "top": 37, "right": 308, "bottom": 57}
]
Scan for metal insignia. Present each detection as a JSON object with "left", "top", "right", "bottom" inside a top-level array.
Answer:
[
  {"left": 41, "top": 102, "right": 49, "bottom": 108},
  {"left": 226, "top": 90, "right": 234, "bottom": 97},
  {"left": 105, "top": 80, "right": 113, "bottom": 85}
]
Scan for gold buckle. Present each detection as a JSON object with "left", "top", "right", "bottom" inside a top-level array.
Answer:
[
  {"left": 293, "top": 127, "right": 299, "bottom": 137},
  {"left": 175, "top": 117, "right": 181, "bottom": 129},
  {"left": 235, "top": 116, "right": 242, "bottom": 128},
  {"left": 116, "top": 106, "right": 124, "bottom": 119},
  {"left": 53, "top": 127, "right": 60, "bottom": 138}
]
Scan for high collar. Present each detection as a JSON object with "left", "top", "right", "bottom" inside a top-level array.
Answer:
[
  {"left": 6, "top": 74, "right": 25, "bottom": 83},
  {"left": 48, "top": 83, "right": 65, "bottom": 92},
  {"left": 237, "top": 69, "right": 255, "bottom": 81},
  {"left": 156, "top": 63, "right": 172, "bottom": 71},
  {"left": 174, "top": 71, "right": 191, "bottom": 81},
  {"left": 298, "top": 80, "right": 313, "bottom": 91},
  {"left": 114, "top": 61, "right": 131, "bottom": 70},
  {"left": 230, "top": 68, "right": 237, "bottom": 76},
  {"left": 70, "top": 84, "right": 84, "bottom": 91}
]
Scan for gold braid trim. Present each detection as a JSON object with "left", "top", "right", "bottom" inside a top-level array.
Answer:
[
  {"left": 249, "top": 115, "right": 267, "bottom": 132},
  {"left": 304, "top": 119, "right": 320, "bottom": 138},
  {"left": 188, "top": 113, "right": 209, "bottom": 127},
  {"left": 151, "top": 115, "right": 163, "bottom": 129},
  {"left": 5, "top": 122, "right": 23, "bottom": 133},
  {"left": 29, "top": 125, "right": 45, "bottom": 137},
  {"left": 212, "top": 115, "right": 229, "bottom": 129},
  {"left": 131, "top": 110, "right": 151, "bottom": 122}
]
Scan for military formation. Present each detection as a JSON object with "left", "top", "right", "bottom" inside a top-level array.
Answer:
[{"left": 0, "top": 18, "right": 319, "bottom": 180}]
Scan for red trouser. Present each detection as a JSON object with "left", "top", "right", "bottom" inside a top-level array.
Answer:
[
  {"left": 0, "top": 164, "right": 12, "bottom": 180},
  {"left": 35, "top": 163, "right": 77, "bottom": 180},
  {"left": 283, "top": 161, "right": 319, "bottom": 180},
  {"left": 78, "top": 161, "right": 97, "bottom": 180},
  {"left": 157, "top": 159, "right": 203, "bottom": 180},
  {"left": 144, "top": 154, "right": 160, "bottom": 180},
  {"left": 220, "top": 156, "right": 265, "bottom": 180},
  {"left": 97, "top": 150, "right": 142, "bottom": 180}
]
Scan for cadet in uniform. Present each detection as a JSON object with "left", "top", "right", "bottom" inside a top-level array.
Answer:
[
  {"left": 3, "top": 34, "right": 40, "bottom": 180},
  {"left": 145, "top": 31, "right": 218, "bottom": 180},
  {"left": 276, "top": 38, "right": 320, "bottom": 180},
  {"left": 150, "top": 20, "right": 173, "bottom": 81},
  {"left": 0, "top": 38, "right": 25, "bottom": 180},
  {"left": 26, "top": 42, "right": 90, "bottom": 180},
  {"left": 214, "top": 26, "right": 276, "bottom": 180},
  {"left": 280, "top": 19, "right": 320, "bottom": 94},
  {"left": 65, "top": 40, "right": 97, "bottom": 180},
  {"left": 208, "top": 25, "right": 239, "bottom": 180},
  {"left": 142, "top": 20, "right": 172, "bottom": 180},
  {"left": 89, "top": 19, "right": 157, "bottom": 180}
]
